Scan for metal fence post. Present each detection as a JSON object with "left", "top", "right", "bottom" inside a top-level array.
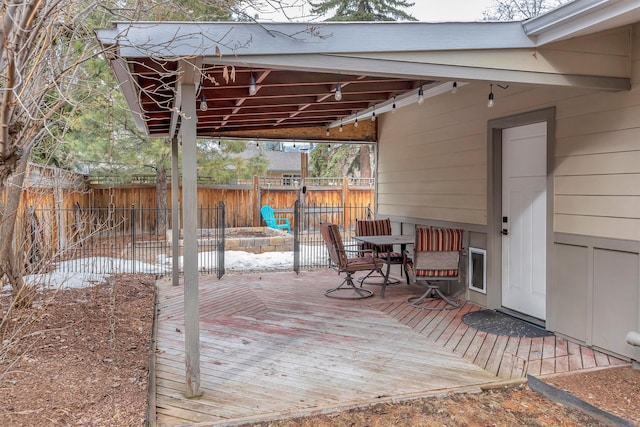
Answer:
[
  {"left": 293, "top": 199, "right": 300, "bottom": 274},
  {"left": 217, "top": 201, "right": 225, "bottom": 279},
  {"left": 131, "top": 203, "right": 136, "bottom": 274}
]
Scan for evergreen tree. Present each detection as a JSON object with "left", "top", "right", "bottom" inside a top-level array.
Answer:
[
  {"left": 310, "top": 0, "right": 416, "bottom": 21},
  {"left": 309, "top": 0, "right": 415, "bottom": 178}
]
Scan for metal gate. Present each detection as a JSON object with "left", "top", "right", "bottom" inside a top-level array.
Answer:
[{"left": 293, "top": 200, "right": 372, "bottom": 273}]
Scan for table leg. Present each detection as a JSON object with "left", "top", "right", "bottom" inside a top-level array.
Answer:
[
  {"left": 401, "top": 243, "right": 409, "bottom": 284},
  {"left": 380, "top": 251, "right": 392, "bottom": 298}
]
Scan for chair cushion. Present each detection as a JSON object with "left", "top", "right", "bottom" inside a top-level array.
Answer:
[
  {"left": 346, "top": 255, "right": 382, "bottom": 271},
  {"left": 376, "top": 251, "right": 404, "bottom": 263},
  {"left": 415, "top": 227, "right": 462, "bottom": 252},
  {"left": 414, "top": 227, "right": 463, "bottom": 277},
  {"left": 355, "top": 218, "right": 393, "bottom": 253},
  {"left": 328, "top": 224, "right": 349, "bottom": 267},
  {"left": 320, "top": 222, "right": 341, "bottom": 266}
]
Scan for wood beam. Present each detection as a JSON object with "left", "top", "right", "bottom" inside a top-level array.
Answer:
[{"left": 180, "top": 82, "right": 201, "bottom": 398}]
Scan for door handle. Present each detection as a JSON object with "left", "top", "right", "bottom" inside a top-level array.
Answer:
[{"left": 501, "top": 228, "right": 509, "bottom": 236}]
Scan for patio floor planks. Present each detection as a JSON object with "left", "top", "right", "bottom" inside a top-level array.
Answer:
[{"left": 153, "top": 269, "right": 628, "bottom": 426}]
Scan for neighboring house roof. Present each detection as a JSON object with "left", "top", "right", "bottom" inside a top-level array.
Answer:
[
  {"left": 238, "top": 145, "right": 309, "bottom": 173},
  {"left": 96, "top": 0, "right": 640, "bottom": 141},
  {"left": 263, "top": 151, "right": 306, "bottom": 173}
]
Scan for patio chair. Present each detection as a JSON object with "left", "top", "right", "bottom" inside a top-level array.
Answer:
[
  {"left": 355, "top": 218, "right": 407, "bottom": 287},
  {"left": 406, "top": 226, "right": 463, "bottom": 310},
  {"left": 260, "top": 205, "right": 291, "bottom": 233},
  {"left": 320, "top": 222, "right": 383, "bottom": 299}
]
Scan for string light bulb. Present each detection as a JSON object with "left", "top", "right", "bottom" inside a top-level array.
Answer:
[
  {"left": 452, "top": 81, "right": 458, "bottom": 94},
  {"left": 334, "top": 84, "right": 342, "bottom": 101},
  {"left": 417, "top": 86, "right": 425, "bottom": 105},
  {"left": 354, "top": 116, "right": 359, "bottom": 128},
  {"left": 339, "top": 118, "right": 343, "bottom": 132},
  {"left": 487, "top": 84, "right": 495, "bottom": 108},
  {"left": 392, "top": 96, "right": 396, "bottom": 113},
  {"left": 248, "top": 73, "right": 257, "bottom": 96},
  {"left": 199, "top": 95, "right": 208, "bottom": 112},
  {"left": 326, "top": 125, "right": 330, "bottom": 137},
  {"left": 371, "top": 106, "right": 376, "bottom": 122}
]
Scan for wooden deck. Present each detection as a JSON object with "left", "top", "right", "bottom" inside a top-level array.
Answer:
[{"left": 152, "top": 268, "right": 627, "bottom": 426}]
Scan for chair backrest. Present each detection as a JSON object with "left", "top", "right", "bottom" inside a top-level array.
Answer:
[
  {"left": 319, "top": 222, "right": 347, "bottom": 269},
  {"left": 413, "top": 226, "right": 463, "bottom": 278},
  {"left": 355, "top": 218, "right": 393, "bottom": 252},
  {"left": 260, "top": 205, "right": 276, "bottom": 226}
]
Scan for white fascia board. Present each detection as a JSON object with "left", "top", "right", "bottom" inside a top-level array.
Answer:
[
  {"left": 333, "top": 81, "right": 468, "bottom": 127},
  {"left": 96, "top": 28, "right": 147, "bottom": 133},
  {"left": 525, "top": 0, "right": 640, "bottom": 45},
  {"left": 111, "top": 57, "right": 147, "bottom": 133},
  {"left": 100, "top": 21, "right": 534, "bottom": 59},
  {"left": 206, "top": 54, "right": 630, "bottom": 91}
]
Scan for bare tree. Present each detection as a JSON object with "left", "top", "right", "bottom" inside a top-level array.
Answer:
[
  {"left": 0, "top": 0, "right": 110, "bottom": 307},
  {"left": 0, "top": 0, "right": 303, "bottom": 309},
  {"left": 482, "top": 0, "right": 570, "bottom": 20}
]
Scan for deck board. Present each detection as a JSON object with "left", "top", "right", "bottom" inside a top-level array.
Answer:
[{"left": 152, "top": 270, "right": 629, "bottom": 426}]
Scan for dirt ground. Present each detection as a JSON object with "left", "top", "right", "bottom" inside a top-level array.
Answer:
[
  {"left": 1, "top": 274, "right": 638, "bottom": 426},
  {"left": 0, "top": 274, "right": 155, "bottom": 426}
]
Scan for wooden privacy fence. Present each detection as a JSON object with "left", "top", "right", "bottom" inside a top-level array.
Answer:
[
  {"left": 87, "top": 176, "right": 374, "bottom": 231},
  {"left": 15, "top": 171, "right": 375, "bottom": 274}
]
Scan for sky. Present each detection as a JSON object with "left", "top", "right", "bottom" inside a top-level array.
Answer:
[
  {"left": 408, "top": 0, "right": 495, "bottom": 22},
  {"left": 252, "top": 0, "right": 496, "bottom": 23}
]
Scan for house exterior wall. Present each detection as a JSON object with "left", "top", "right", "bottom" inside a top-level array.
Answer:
[{"left": 376, "top": 24, "right": 640, "bottom": 361}]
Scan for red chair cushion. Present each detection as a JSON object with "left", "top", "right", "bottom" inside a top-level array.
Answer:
[
  {"left": 355, "top": 218, "right": 393, "bottom": 253},
  {"left": 414, "top": 227, "right": 462, "bottom": 278}
]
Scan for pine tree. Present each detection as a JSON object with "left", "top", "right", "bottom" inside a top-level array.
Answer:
[
  {"left": 310, "top": 0, "right": 416, "bottom": 21},
  {"left": 309, "top": 0, "right": 415, "bottom": 178}
]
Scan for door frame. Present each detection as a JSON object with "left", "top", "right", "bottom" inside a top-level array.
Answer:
[{"left": 487, "top": 108, "right": 556, "bottom": 326}]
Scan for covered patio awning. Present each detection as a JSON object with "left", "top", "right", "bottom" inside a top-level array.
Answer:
[{"left": 97, "top": 0, "right": 636, "bottom": 143}]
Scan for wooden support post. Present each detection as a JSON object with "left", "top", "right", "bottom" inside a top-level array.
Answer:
[
  {"left": 171, "top": 136, "right": 180, "bottom": 287},
  {"left": 300, "top": 152, "right": 308, "bottom": 180},
  {"left": 55, "top": 187, "right": 66, "bottom": 251},
  {"left": 342, "top": 176, "right": 349, "bottom": 231},
  {"left": 181, "top": 82, "right": 201, "bottom": 398},
  {"left": 254, "top": 175, "right": 260, "bottom": 227}
]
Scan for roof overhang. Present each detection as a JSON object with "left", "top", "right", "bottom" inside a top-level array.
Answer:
[
  {"left": 96, "top": 1, "right": 640, "bottom": 139},
  {"left": 524, "top": 0, "right": 640, "bottom": 45}
]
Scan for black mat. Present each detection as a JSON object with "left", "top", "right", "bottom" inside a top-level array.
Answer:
[{"left": 462, "top": 310, "right": 553, "bottom": 338}]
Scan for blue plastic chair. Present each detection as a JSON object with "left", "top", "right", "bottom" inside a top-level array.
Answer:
[{"left": 260, "top": 205, "right": 291, "bottom": 233}]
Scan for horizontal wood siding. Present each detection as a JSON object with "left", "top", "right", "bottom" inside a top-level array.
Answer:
[
  {"left": 379, "top": 43, "right": 640, "bottom": 240},
  {"left": 378, "top": 83, "right": 579, "bottom": 226},
  {"left": 377, "top": 83, "right": 490, "bottom": 225}
]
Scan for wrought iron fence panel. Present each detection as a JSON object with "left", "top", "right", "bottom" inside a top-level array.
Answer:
[
  {"left": 29, "top": 204, "right": 224, "bottom": 278},
  {"left": 217, "top": 201, "right": 225, "bottom": 278},
  {"left": 25, "top": 201, "right": 372, "bottom": 277},
  {"left": 293, "top": 201, "right": 372, "bottom": 271}
]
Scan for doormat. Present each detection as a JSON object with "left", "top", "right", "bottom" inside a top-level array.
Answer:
[{"left": 462, "top": 310, "right": 553, "bottom": 338}]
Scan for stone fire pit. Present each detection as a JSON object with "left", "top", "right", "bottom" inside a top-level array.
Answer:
[{"left": 167, "top": 227, "right": 293, "bottom": 254}]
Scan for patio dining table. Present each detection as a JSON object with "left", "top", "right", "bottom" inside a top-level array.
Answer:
[{"left": 352, "top": 234, "right": 414, "bottom": 297}]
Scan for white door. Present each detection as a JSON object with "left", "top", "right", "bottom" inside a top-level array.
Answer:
[{"left": 501, "top": 122, "right": 547, "bottom": 320}]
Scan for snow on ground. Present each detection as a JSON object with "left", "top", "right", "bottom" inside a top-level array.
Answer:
[{"left": 8, "top": 245, "right": 325, "bottom": 291}]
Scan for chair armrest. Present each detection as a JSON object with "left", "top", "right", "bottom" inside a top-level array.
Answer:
[{"left": 339, "top": 247, "right": 375, "bottom": 257}]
